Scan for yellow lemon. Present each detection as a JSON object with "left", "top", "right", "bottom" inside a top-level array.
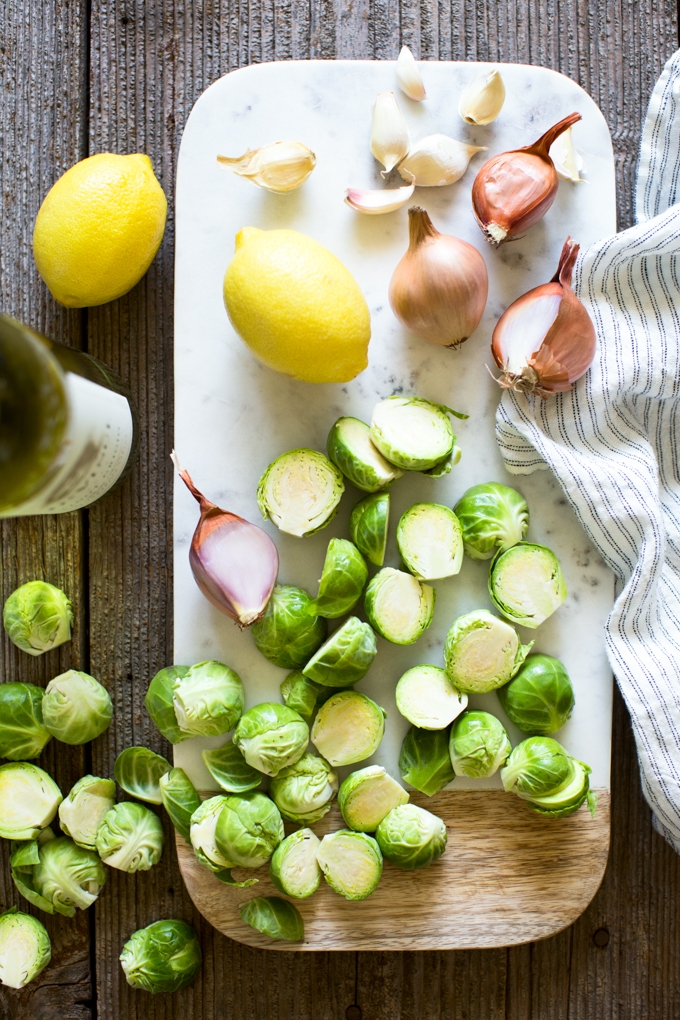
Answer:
[
  {"left": 223, "top": 227, "right": 371, "bottom": 384},
  {"left": 33, "top": 153, "right": 167, "bottom": 307}
]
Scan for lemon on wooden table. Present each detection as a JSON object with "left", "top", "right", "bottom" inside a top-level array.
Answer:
[
  {"left": 223, "top": 227, "right": 371, "bottom": 384},
  {"left": 33, "top": 153, "right": 167, "bottom": 308}
]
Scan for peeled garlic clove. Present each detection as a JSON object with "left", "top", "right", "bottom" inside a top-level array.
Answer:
[
  {"left": 345, "top": 181, "right": 415, "bottom": 214},
  {"left": 398, "top": 135, "right": 486, "bottom": 187},
  {"left": 371, "top": 92, "right": 410, "bottom": 175},
  {"left": 458, "top": 69, "right": 506, "bottom": 125},
  {"left": 217, "top": 141, "right": 316, "bottom": 193},
  {"left": 396, "top": 45, "right": 427, "bottom": 102},
  {"left": 549, "top": 127, "right": 584, "bottom": 182}
]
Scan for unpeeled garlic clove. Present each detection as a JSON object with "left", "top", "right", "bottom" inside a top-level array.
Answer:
[
  {"left": 398, "top": 134, "right": 486, "bottom": 187},
  {"left": 458, "top": 69, "right": 506, "bottom": 125},
  {"left": 371, "top": 92, "right": 411, "bottom": 175},
  {"left": 344, "top": 180, "right": 415, "bottom": 214},
  {"left": 549, "top": 127, "right": 584, "bottom": 182},
  {"left": 396, "top": 45, "right": 427, "bottom": 101},
  {"left": 217, "top": 141, "right": 316, "bottom": 193}
]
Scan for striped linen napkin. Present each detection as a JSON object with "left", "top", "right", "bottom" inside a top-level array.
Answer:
[{"left": 496, "top": 49, "right": 680, "bottom": 851}]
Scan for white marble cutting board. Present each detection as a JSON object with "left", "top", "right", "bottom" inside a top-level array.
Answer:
[{"left": 173, "top": 59, "right": 616, "bottom": 797}]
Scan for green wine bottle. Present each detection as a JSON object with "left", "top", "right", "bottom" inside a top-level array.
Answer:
[{"left": 0, "top": 314, "right": 138, "bottom": 516}]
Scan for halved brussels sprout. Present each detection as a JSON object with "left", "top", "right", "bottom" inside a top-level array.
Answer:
[
  {"left": 251, "top": 585, "right": 327, "bottom": 669},
  {"left": 233, "top": 702, "right": 309, "bottom": 777},
  {"left": 120, "top": 919, "right": 202, "bottom": 993},
  {"left": 202, "top": 740, "right": 262, "bottom": 794},
  {"left": 316, "top": 829, "right": 382, "bottom": 900},
  {"left": 172, "top": 660, "right": 244, "bottom": 737},
  {"left": 280, "top": 671, "right": 333, "bottom": 723},
  {"left": 449, "top": 711, "right": 511, "bottom": 778},
  {"left": 270, "top": 828, "right": 321, "bottom": 898},
  {"left": 158, "top": 768, "right": 201, "bottom": 842},
  {"left": 33, "top": 836, "right": 106, "bottom": 916},
  {"left": 349, "top": 492, "right": 390, "bottom": 567},
  {"left": 257, "top": 449, "right": 344, "bottom": 537},
  {"left": 309, "top": 539, "right": 368, "bottom": 619},
  {"left": 239, "top": 896, "right": 304, "bottom": 942},
  {"left": 395, "top": 665, "right": 467, "bottom": 730},
  {"left": 302, "top": 616, "right": 377, "bottom": 687},
  {"left": 527, "top": 759, "right": 596, "bottom": 818},
  {"left": 444, "top": 610, "right": 532, "bottom": 693},
  {"left": 311, "top": 691, "right": 386, "bottom": 766},
  {"left": 114, "top": 747, "right": 171, "bottom": 805},
  {"left": 398, "top": 725, "right": 455, "bottom": 796},
  {"left": 0, "top": 908, "right": 51, "bottom": 989},
  {"left": 489, "top": 543, "right": 567, "bottom": 629},
  {"left": 327, "top": 416, "right": 403, "bottom": 492},
  {"left": 95, "top": 801, "right": 164, "bottom": 873},
  {"left": 370, "top": 396, "right": 465, "bottom": 472},
  {"left": 454, "top": 482, "right": 529, "bottom": 560},
  {"left": 497, "top": 654, "right": 575, "bottom": 735},
  {"left": 269, "top": 753, "right": 337, "bottom": 824},
  {"left": 338, "top": 765, "right": 409, "bottom": 832},
  {"left": 375, "top": 804, "right": 447, "bottom": 870},
  {"left": 364, "top": 568, "right": 435, "bottom": 645},
  {"left": 3, "top": 580, "right": 73, "bottom": 656},
  {"left": 0, "top": 762, "right": 62, "bottom": 840},
  {"left": 500, "top": 736, "right": 573, "bottom": 800},
  {"left": 0, "top": 683, "right": 51, "bottom": 760},
  {"left": 145, "top": 665, "right": 191, "bottom": 743},
  {"left": 189, "top": 796, "right": 233, "bottom": 872},
  {"left": 42, "top": 670, "right": 113, "bottom": 745},
  {"left": 58, "top": 775, "right": 116, "bottom": 849},
  {"left": 396, "top": 504, "right": 464, "bottom": 580},
  {"left": 215, "top": 792, "right": 284, "bottom": 868}
]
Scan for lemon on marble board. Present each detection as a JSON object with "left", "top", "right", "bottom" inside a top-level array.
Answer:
[
  {"left": 223, "top": 227, "right": 371, "bottom": 384},
  {"left": 33, "top": 153, "right": 167, "bottom": 308}
]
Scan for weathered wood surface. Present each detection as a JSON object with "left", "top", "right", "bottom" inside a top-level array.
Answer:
[{"left": 0, "top": 1, "right": 678, "bottom": 1018}]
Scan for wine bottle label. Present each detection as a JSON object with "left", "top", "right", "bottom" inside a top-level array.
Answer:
[{"left": 1, "top": 372, "right": 134, "bottom": 516}]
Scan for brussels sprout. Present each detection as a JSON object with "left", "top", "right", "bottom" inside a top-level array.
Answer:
[
  {"left": 309, "top": 539, "right": 368, "bottom": 619},
  {"left": 202, "top": 740, "right": 262, "bottom": 794},
  {"left": 269, "top": 753, "right": 337, "bottom": 823},
  {"left": 0, "top": 683, "right": 51, "bottom": 760},
  {"left": 58, "top": 775, "right": 116, "bottom": 849},
  {"left": 145, "top": 665, "right": 191, "bottom": 743},
  {"left": 239, "top": 896, "right": 304, "bottom": 942},
  {"left": 233, "top": 702, "right": 309, "bottom": 777},
  {"left": 375, "top": 804, "right": 447, "bottom": 870},
  {"left": 396, "top": 504, "right": 464, "bottom": 581},
  {"left": 0, "top": 761, "right": 62, "bottom": 840},
  {"left": 398, "top": 725, "right": 455, "bottom": 797},
  {"left": 257, "top": 449, "right": 344, "bottom": 537},
  {"left": 41, "top": 670, "right": 113, "bottom": 745},
  {"left": 349, "top": 492, "right": 390, "bottom": 567},
  {"left": 270, "top": 828, "right": 321, "bottom": 898},
  {"left": 215, "top": 792, "right": 284, "bottom": 868},
  {"left": 489, "top": 542, "right": 567, "bottom": 629},
  {"left": 114, "top": 746, "right": 171, "bottom": 805},
  {"left": 523, "top": 758, "right": 593, "bottom": 817},
  {"left": 172, "top": 660, "right": 244, "bottom": 737},
  {"left": 316, "top": 830, "right": 382, "bottom": 900},
  {"left": 251, "top": 585, "right": 327, "bottom": 669},
  {"left": 338, "top": 765, "right": 409, "bottom": 832},
  {"left": 3, "top": 581, "right": 73, "bottom": 656},
  {"left": 33, "top": 836, "right": 106, "bottom": 916},
  {"left": 395, "top": 665, "right": 467, "bottom": 730},
  {"left": 158, "top": 768, "right": 201, "bottom": 842},
  {"left": 369, "top": 396, "right": 465, "bottom": 472},
  {"left": 302, "top": 616, "right": 377, "bottom": 687},
  {"left": 454, "top": 482, "right": 530, "bottom": 560},
  {"left": 95, "top": 801, "right": 164, "bottom": 873},
  {"left": 497, "top": 654, "right": 575, "bottom": 735},
  {"left": 500, "top": 736, "right": 573, "bottom": 800},
  {"left": 327, "top": 416, "right": 403, "bottom": 492},
  {"left": 120, "top": 919, "right": 202, "bottom": 993},
  {"left": 311, "top": 691, "right": 386, "bottom": 766},
  {"left": 449, "top": 711, "right": 511, "bottom": 778},
  {"left": 444, "top": 610, "right": 532, "bottom": 694},
  {"left": 364, "top": 568, "right": 434, "bottom": 645},
  {"left": 280, "top": 671, "right": 333, "bottom": 723},
  {"left": 189, "top": 796, "right": 233, "bottom": 872},
  {"left": 0, "top": 907, "right": 51, "bottom": 988}
]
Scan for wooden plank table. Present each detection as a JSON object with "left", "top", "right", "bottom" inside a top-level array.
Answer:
[{"left": 0, "top": 2, "right": 678, "bottom": 1018}]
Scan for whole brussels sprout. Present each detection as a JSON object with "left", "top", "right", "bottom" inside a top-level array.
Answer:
[
  {"left": 41, "top": 670, "right": 113, "bottom": 745},
  {"left": 302, "top": 616, "right": 377, "bottom": 687},
  {"left": 33, "top": 836, "right": 106, "bottom": 916},
  {"left": 500, "top": 736, "right": 573, "bottom": 800},
  {"left": 396, "top": 503, "right": 464, "bottom": 581},
  {"left": 239, "top": 896, "right": 304, "bottom": 942},
  {"left": 202, "top": 740, "right": 262, "bottom": 794},
  {"left": 145, "top": 665, "right": 191, "bottom": 743},
  {"left": 0, "top": 761, "right": 62, "bottom": 840},
  {"left": 327, "top": 416, "right": 403, "bottom": 492},
  {"left": 338, "top": 765, "right": 409, "bottom": 832},
  {"left": 398, "top": 725, "right": 455, "bottom": 797},
  {"left": 497, "top": 654, "right": 575, "bottom": 734},
  {"left": 444, "top": 610, "right": 532, "bottom": 693},
  {"left": 269, "top": 753, "right": 337, "bottom": 824},
  {"left": 270, "top": 828, "right": 321, "bottom": 899},
  {"left": 233, "top": 702, "right": 309, "bottom": 777},
  {"left": 449, "top": 711, "right": 511, "bottom": 778},
  {"left": 3, "top": 581, "right": 73, "bottom": 656},
  {"left": 395, "top": 665, "right": 467, "bottom": 730},
  {"left": 0, "top": 683, "right": 51, "bottom": 760},
  {"left": 309, "top": 538, "right": 368, "bottom": 619},
  {"left": 114, "top": 746, "right": 171, "bottom": 805},
  {"left": 316, "top": 830, "right": 382, "bottom": 900},
  {"left": 364, "top": 568, "right": 434, "bottom": 645},
  {"left": 251, "top": 585, "right": 327, "bottom": 669},
  {"left": 349, "top": 492, "right": 390, "bottom": 567},
  {"left": 58, "top": 775, "right": 116, "bottom": 849},
  {"left": 311, "top": 691, "right": 386, "bottom": 766},
  {"left": 370, "top": 396, "right": 464, "bottom": 472},
  {"left": 454, "top": 482, "right": 529, "bottom": 560},
  {"left": 158, "top": 768, "right": 201, "bottom": 842},
  {"left": 375, "top": 804, "right": 447, "bottom": 870},
  {"left": 120, "top": 919, "right": 202, "bottom": 993},
  {"left": 172, "top": 660, "right": 244, "bottom": 737},
  {"left": 214, "top": 792, "right": 284, "bottom": 868},
  {"left": 489, "top": 542, "right": 567, "bottom": 629},
  {"left": 257, "top": 449, "right": 344, "bottom": 537},
  {"left": 95, "top": 802, "right": 164, "bottom": 873},
  {"left": 0, "top": 907, "right": 51, "bottom": 989}
]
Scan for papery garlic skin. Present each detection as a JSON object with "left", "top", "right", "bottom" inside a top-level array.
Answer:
[
  {"left": 549, "top": 128, "right": 584, "bottom": 183},
  {"left": 371, "top": 92, "right": 411, "bottom": 175},
  {"left": 345, "top": 181, "right": 415, "bottom": 214},
  {"left": 217, "top": 141, "right": 316, "bottom": 193},
  {"left": 398, "top": 135, "right": 486, "bottom": 187},
  {"left": 396, "top": 45, "right": 427, "bottom": 101},
  {"left": 459, "top": 69, "right": 506, "bottom": 125}
]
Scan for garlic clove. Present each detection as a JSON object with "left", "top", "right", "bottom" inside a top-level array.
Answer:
[
  {"left": 549, "top": 127, "right": 585, "bottom": 182},
  {"left": 398, "top": 135, "right": 486, "bottom": 187},
  {"left": 345, "top": 181, "right": 415, "bottom": 214},
  {"left": 396, "top": 45, "right": 427, "bottom": 102},
  {"left": 217, "top": 141, "right": 316, "bottom": 193},
  {"left": 458, "top": 69, "right": 506, "bottom": 125},
  {"left": 371, "top": 92, "right": 411, "bottom": 175}
]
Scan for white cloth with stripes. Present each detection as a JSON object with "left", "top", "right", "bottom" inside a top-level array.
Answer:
[{"left": 496, "top": 49, "right": 680, "bottom": 851}]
